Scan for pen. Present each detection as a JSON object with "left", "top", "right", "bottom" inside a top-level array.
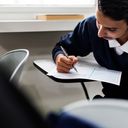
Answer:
[{"left": 60, "top": 46, "right": 78, "bottom": 72}]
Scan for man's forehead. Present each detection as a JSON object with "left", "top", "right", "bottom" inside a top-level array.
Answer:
[{"left": 96, "top": 10, "right": 127, "bottom": 28}]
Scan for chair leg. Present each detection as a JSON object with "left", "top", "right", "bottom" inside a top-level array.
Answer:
[{"left": 80, "top": 82, "right": 90, "bottom": 100}]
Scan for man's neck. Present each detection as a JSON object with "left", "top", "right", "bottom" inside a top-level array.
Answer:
[{"left": 117, "top": 29, "right": 128, "bottom": 45}]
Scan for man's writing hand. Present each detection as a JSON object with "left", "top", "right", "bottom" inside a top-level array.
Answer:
[{"left": 55, "top": 54, "right": 78, "bottom": 73}]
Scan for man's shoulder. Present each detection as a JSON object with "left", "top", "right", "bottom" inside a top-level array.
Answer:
[
  {"left": 83, "top": 15, "right": 96, "bottom": 23},
  {"left": 87, "top": 15, "right": 96, "bottom": 21},
  {"left": 80, "top": 15, "right": 97, "bottom": 31},
  {"left": 80, "top": 15, "right": 96, "bottom": 28}
]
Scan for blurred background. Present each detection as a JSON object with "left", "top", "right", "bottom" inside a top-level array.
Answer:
[{"left": 0, "top": 0, "right": 103, "bottom": 115}]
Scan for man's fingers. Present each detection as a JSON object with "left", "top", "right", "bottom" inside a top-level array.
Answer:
[
  {"left": 68, "top": 56, "right": 78, "bottom": 64},
  {"left": 60, "top": 56, "right": 74, "bottom": 65},
  {"left": 56, "top": 54, "right": 78, "bottom": 73},
  {"left": 57, "top": 66, "right": 70, "bottom": 73},
  {"left": 57, "top": 60, "right": 72, "bottom": 69}
]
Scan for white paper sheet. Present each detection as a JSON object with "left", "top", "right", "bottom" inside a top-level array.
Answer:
[{"left": 48, "top": 58, "right": 122, "bottom": 85}]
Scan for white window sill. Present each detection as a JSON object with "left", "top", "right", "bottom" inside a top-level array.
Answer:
[{"left": 0, "top": 20, "right": 82, "bottom": 33}]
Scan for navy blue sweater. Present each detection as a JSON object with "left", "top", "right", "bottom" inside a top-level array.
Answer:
[{"left": 52, "top": 16, "right": 128, "bottom": 72}]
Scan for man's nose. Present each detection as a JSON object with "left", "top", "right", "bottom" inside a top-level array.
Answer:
[{"left": 98, "top": 26, "right": 107, "bottom": 38}]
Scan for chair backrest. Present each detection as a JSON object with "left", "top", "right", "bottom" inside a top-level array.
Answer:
[
  {"left": 0, "top": 49, "right": 29, "bottom": 83},
  {"left": 62, "top": 99, "right": 128, "bottom": 128}
]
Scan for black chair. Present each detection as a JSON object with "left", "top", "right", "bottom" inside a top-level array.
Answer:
[
  {"left": 0, "top": 70, "right": 99, "bottom": 128},
  {"left": 0, "top": 70, "right": 48, "bottom": 128}
]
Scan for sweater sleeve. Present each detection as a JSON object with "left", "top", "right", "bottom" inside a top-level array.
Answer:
[{"left": 52, "top": 16, "right": 94, "bottom": 62}]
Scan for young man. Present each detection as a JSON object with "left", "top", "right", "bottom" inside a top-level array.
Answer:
[{"left": 52, "top": 0, "right": 128, "bottom": 99}]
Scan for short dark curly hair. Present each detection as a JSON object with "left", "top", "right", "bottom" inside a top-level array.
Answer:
[{"left": 98, "top": 0, "right": 128, "bottom": 23}]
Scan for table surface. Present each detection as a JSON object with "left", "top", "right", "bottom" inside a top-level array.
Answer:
[
  {"left": 33, "top": 59, "right": 55, "bottom": 74},
  {"left": 33, "top": 59, "right": 93, "bottom": 83},
  {"left": 33, "top": 59, "right": 92, "bottom": 100}
]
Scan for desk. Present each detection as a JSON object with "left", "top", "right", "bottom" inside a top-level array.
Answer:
[
  {"left": 33, "top": 57, "right": 122, "bottom": 100},
  {"left": 62, "top": 99, "right": 128, "bottom": 128},
  {"left": 33, "top": 59, "right": 90, "bottom": 99}
]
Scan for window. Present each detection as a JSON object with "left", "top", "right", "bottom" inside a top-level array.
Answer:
[
  {"left": 0, "top": 0, "right": 95, "bottom": 6},
  {"left": 0, "top": 0, "right": 96, "bottom": 32},
  {"left": 0, "top": 0, "right": 96, "bottom": 20}
]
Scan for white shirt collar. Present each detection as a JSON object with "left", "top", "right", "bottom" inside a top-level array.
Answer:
[{"left": 108, "top": 39, "right": 128, "bottom": 54}]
